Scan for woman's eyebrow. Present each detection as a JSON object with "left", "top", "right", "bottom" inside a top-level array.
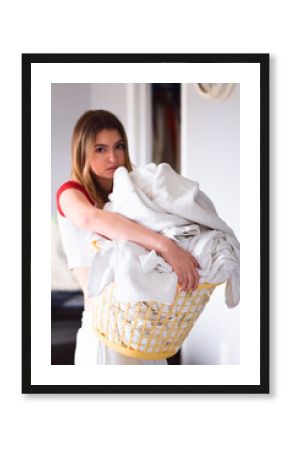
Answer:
[{"left": 94, "top": 139, "right": 124, "bottom": 147}]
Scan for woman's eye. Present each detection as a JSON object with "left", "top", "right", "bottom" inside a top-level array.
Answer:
[
  {"left": 116, "top": 143, "right": 125, "bottom": 150},
  {"left": 96, "top": 147, "right": 105, "bottom": 153}
]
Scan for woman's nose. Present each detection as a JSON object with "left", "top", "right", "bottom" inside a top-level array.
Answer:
[{"left": 107, "top": 149, "right": 118, "bottom": 163}]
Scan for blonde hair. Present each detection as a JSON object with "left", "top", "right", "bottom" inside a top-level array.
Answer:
[{"left": 71, "top": 110, "right": 133, "bottom": 208}]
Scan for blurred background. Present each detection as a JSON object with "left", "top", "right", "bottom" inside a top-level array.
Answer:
[{"left": 51, "top": 82, "right": 240, "bottom": 365}]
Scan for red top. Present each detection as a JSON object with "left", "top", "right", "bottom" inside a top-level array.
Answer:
[{"left": 56, "top": 180, "right": 94, "bottom": 217}]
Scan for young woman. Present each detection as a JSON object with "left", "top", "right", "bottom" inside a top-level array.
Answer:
[{"left": 56, "top": 110, "right": 200, "bottom": 365}]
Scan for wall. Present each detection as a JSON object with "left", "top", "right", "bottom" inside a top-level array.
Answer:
[
  {"left": 51, "top": 83, "right": 90, "bottom": 214},
  {"left": 181, "top": 84, "right": 240, "bottom": 364}
]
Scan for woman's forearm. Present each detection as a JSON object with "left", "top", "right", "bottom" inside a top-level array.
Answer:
[
  {"left": 83, "top": 208, "right": 171, "bottom": 255},
  {"left": 59, "top": 188, "right": 171, "bottom": 254}
]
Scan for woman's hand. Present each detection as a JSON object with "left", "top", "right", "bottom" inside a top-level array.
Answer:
[{"left": 159, "top": 239, "right": 200, "bottom": 292}]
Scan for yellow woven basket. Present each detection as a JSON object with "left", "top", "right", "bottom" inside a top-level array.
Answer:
[{"left": 91, "top": 281, "right": 219, "bottom": 360}]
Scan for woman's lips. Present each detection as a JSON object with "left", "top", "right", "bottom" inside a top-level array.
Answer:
[{"left": 107, "top": 166, "right": 118, "bottom": 171}]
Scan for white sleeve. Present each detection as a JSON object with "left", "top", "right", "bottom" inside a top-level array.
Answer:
[{"left": 57, "top": 213, "right": 95, "bottom": 269}]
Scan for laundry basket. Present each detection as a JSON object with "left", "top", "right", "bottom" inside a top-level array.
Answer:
[{"left": 91, "top": 281, "right": 219, "bottom": 360}]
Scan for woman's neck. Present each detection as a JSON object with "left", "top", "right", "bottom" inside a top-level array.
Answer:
[{"left": 95, "top": 177, "right": 113, "bottom": 194}]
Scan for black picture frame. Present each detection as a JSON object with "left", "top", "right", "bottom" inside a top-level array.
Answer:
[{"left": 22, "top": 53, "right": 269, "bottom": 394}]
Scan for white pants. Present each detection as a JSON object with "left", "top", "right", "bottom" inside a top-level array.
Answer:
[{"left": 74, "top": 311, "right": 168, "bottom": 365}]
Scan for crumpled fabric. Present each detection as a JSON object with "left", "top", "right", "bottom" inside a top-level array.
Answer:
[
  {"left": 87, "top": 163, "right": 240, "bottom": 308},
  {"left": 139, "top": 250, "right": 173, "bottom": 274}
]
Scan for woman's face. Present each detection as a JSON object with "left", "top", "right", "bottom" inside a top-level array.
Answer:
[{"left": 89, "top": 128, "right": 126, "bottom": 190}]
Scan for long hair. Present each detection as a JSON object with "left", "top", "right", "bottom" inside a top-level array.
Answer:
[{"left": 71, "top": 110, "right": 133, "bottom": 208}]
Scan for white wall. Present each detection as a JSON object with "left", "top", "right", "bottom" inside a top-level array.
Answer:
[
  {"left": 181, "top": 84, "right": 240, "bottom": 364},
  {"left": 51, "top": 83, "right": 90, "bottom": 214}
]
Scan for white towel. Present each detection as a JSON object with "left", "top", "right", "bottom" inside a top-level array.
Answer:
[{"left": 87, "top": 163, "right": 240, "bottom": 307}]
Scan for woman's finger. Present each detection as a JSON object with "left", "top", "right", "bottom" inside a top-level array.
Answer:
[
  {"left": 181, "top": 273, "right": 188, "bottom": 291},
  {"left": 185, "top": 268, "right": 197, "bottom": 292},
  {"left": 187, "top": 271, "right": 196, "bottom": 292},
  {"left": 183, "top": 268, "right": 191, "bottom": 291}
]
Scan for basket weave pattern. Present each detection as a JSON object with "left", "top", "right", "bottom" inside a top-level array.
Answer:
[{"left": 92, "top": 282, "right": 216, "bottom": 360}]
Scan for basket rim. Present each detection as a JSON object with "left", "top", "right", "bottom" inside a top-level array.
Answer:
[{"left": 178, "top": 281, "right": 223, "bottom": 291}]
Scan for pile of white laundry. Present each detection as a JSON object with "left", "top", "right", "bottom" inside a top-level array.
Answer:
[{"left": 87, "top": 163, "right": 240, "bottom": 308}]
